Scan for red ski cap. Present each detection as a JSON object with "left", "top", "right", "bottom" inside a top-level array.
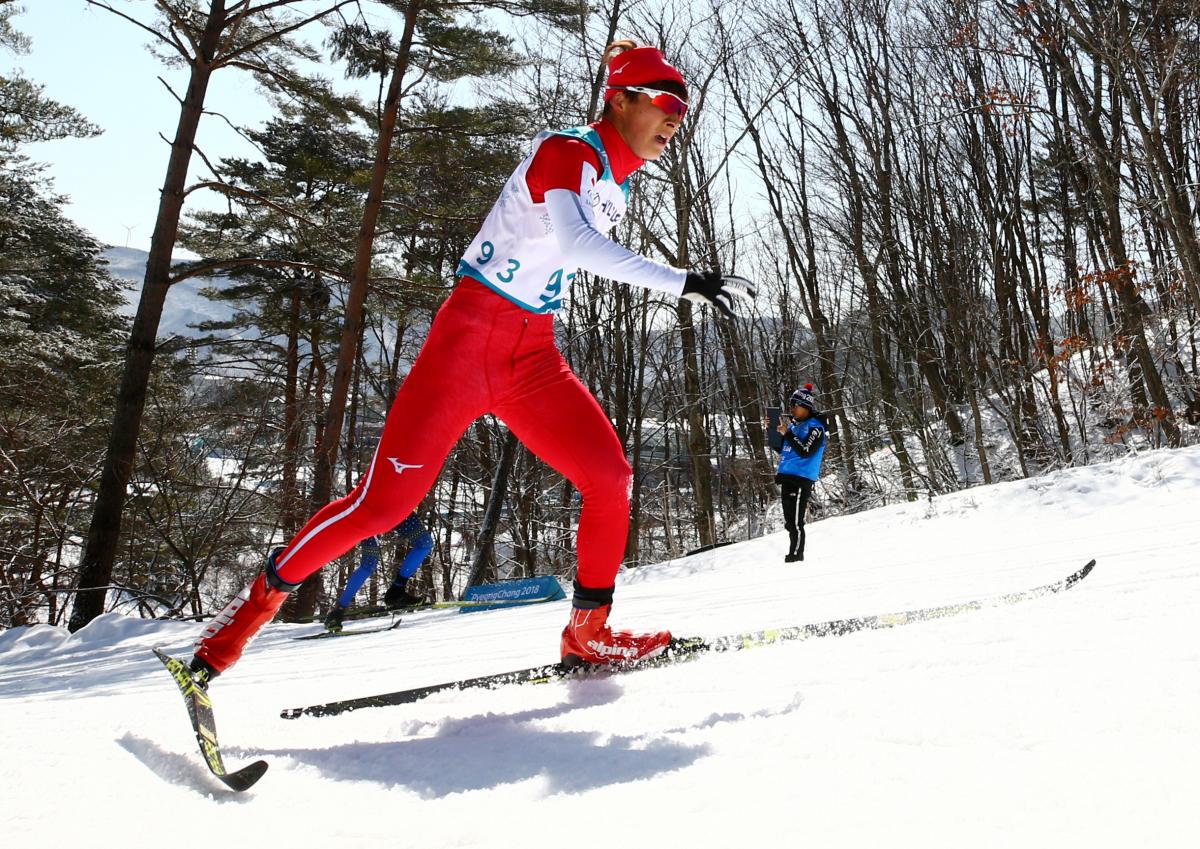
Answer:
[{"left": 604, "top": 46, "right": 686, "bottom": 102}]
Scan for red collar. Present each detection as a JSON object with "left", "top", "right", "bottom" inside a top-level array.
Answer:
[{"left": 593, "top": 119, "right": 644, "bottom": 184}]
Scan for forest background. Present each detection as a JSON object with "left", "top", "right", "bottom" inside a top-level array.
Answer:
[{"left": 2, "top": 0, "right": 1198, "bottom": 631}]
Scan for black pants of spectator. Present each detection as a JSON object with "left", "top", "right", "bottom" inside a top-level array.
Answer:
[{"left": 779, "top": 476, "right": 814, "bottom": 561}]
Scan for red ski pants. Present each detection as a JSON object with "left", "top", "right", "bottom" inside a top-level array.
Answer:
[{"left": 276, "top": 278, "right": 631, "bottom": 588}]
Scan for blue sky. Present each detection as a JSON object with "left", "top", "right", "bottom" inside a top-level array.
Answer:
[{"left": 4, "top": 2, "right": 331, "bottom": 252}]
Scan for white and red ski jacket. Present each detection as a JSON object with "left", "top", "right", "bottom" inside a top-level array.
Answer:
[{"left": 456, "top": 121, "right": 686, "bottom": 313}]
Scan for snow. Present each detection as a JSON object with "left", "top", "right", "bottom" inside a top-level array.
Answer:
[
  {"left": 2, "top": 447, "right": 1198, "bottom": 848},
  {"left": 105, "top": 246, "right": 235, "bottom": 340}
]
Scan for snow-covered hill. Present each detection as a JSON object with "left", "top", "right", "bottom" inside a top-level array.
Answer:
[
  {"left": 105, "top": 245, "right": 234, "bottom": 340},
  {"left": 1, "top": 446, "right": 1197, "bottom": 848}
]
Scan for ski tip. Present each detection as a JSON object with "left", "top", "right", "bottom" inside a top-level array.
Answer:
[
  {"left": 220, "top": 759, "right": 269, "bottom": 792},
  {"left": 1059, "top": 558, "right": 1097, "bottom": 592},
  {"left": 152, "top": 646, "right": 194, "bottom": 674}
]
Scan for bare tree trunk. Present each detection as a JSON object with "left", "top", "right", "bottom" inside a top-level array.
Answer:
[
  {"left": 280, "top": 287, "right": 304, "bottom": 536},
  {"left": 440, "top": 467, "right": 461, "bottom": 600},
  {"left": 465, "top": 429, "right": 518, "bottom": 592},
  {"left": 69, "top": 2, "right": 228, "bottom": 631},
  {"left": 1022, "top": 4, "right": 1181, "bottom": 446},
  {"left": 676, "top": 300, "right": 716, "bottom": 547},
  {"left": 627, "top": 290, "right": 650, "bottom": 565},
  {"left": 585, "top": 0, "right": 623, "bottom": 122},
  {"left": 291, "top": 1, "right": 421, "bottom": 618},
  {"left": 671, "top": 128, "right": 716, "bottom": 548}
]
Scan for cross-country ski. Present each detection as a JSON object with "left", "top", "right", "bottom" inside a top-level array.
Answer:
[
  {"left": 152, "top": 648, "right": 268, "bottom": 792},
  {"left": 282, "top": 559, "right": 1094, "bottom": 718}
]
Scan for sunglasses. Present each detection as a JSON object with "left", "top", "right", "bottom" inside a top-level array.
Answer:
[{"left": 616, "top": 85, "right": 688, "bottom": 118}]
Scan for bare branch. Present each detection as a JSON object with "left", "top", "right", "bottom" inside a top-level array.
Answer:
[
  {"left": 188, "top": 145, "right": 227, "bottom": 187},
  {"left": 201, "top": 106, "right": 265, "bottom": 154},
  {"left": 84, "top": 0, "right": 190, "bottom": 57},
  {"left": 168, "top": 256, "right": 349, "bottom": 286},
  {"left": 217, "top": 0, "right": 360, "bottom": 66},
  {"left": 151, "top": 0, "right": 203, "bottom": 58},
  {"left": 180, "top": 181, "right": 321, "bottom": 227},
  {"left": 157, "top": 75, "right": 184, "bottom": 106}
]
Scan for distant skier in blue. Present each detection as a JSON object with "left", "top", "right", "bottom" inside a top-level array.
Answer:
[
  {"left": 769, "top": 384, "right": 827, "bottom": 562},
  {"left": 322, "top": 513, "right": 433, "bottom": 632}
]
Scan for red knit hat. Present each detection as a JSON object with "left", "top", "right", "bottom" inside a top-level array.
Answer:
[{"left": 604, "top": 45, "right": 686, "bottom": 102}]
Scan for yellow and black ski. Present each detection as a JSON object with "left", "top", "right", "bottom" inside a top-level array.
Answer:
[
  {"left": 280, "top": 636, "right": 708, "bottom": 719},
  {"left": 153, "top": 648, "right": 268, "bottom": 792},
  {"left": 280, "top": 559, "right": 1095, "bottom": 721}
]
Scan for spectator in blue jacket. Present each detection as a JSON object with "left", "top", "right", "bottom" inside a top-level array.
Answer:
[
  {"left": 768, "top": 384, "right": 827, "bottom": 562},
  {"left": 323, "top": 513, "right": 434, "bottom": 631}
]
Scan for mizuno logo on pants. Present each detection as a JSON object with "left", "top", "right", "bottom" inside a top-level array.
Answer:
[{"left": 387, "top": 459, "right": 424, "bottom": 475}]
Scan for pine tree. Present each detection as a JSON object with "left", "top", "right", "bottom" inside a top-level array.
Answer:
[
  {"left": 69, "top": 0, "right": 361, "bottom": 631},
  {"left": 0, "top": 4, "right": 126, "bottom": 626}
]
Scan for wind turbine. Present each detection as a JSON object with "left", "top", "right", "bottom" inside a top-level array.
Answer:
[{"left": 121, "top": 223, "right": 138, "bottom": 248}]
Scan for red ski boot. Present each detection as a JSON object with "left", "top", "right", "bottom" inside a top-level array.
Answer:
[
  {"left": 560, "top": 604, "right": 671, "bottom": 669},
  {"left": 192, "top": 549, "right": 298, "bottom": 677}
]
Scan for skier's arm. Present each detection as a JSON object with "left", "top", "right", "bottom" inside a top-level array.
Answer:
[
  {"left": 544, "top": 187, "right": 686, "bottom": 295},
  {"left": 544, "top": 190, "right": 755, "bottom": 317},
  {"left": 531, "top": 137, "right": 752, "bottom": 314}
]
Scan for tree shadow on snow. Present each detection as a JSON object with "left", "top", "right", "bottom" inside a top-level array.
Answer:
[
  {"left": 264, "top": 678, "right": 713, "bottom": 797},
  {"left": 116, "top": 732, "right": 258, "bottom": 802}
]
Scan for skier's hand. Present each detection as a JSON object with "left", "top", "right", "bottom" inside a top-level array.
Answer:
[{"left": 681, "top": 271, "right": 755, "bottom": 318}]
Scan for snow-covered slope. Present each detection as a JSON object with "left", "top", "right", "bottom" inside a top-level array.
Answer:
[
  {"left": 1, "top": 447, "right": 1197, "bottom": 848},
  {"left": 105, "top": 245, "right": 234, "bottom": 339}
]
